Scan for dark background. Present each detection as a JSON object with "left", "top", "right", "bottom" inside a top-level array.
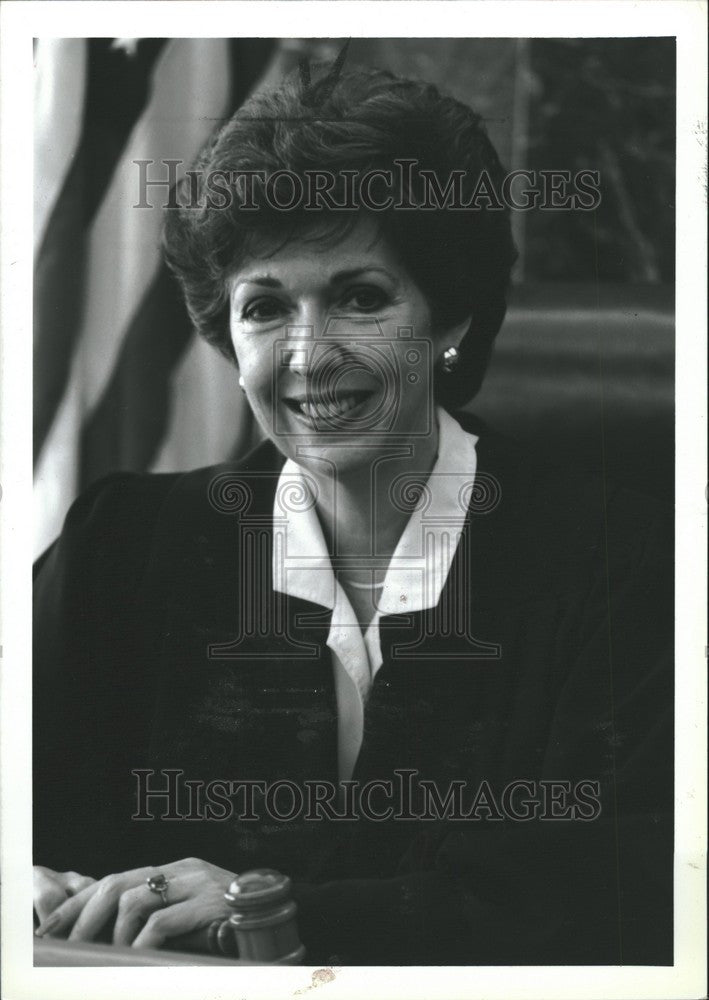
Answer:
[
  {"left": 348, "top": 38, "right": 675, "bottom": 500},
  {"left": 349, "top": 37, "right": 676, "bottom": 284}
]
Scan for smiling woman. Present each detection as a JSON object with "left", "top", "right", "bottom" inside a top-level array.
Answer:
[
  {"left": 227, "top": 220, "right": 459, "bottom": 525},
  {"left": 33, "top": 63, "right": 673, "bottom": 966}
]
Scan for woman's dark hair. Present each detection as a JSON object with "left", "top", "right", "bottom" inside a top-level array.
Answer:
[{"left": 163, "top": 66, "right": 517, "bottom": 409}]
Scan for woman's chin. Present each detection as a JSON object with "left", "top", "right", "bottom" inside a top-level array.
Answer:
[
  {"left": 271, "top": 401, "right": 384, "bottom": 446},
  {"left": 263, "top": 396, "right": 434, "bottom": 472},
  {"left": 279, "top": 433, "right": 382, "bottom": 472}
]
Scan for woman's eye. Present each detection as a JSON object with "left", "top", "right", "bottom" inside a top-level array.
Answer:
[
  {"left": 242, "top": 298, "right": 285, "bottom": 322},
  {"left": 341, "top": 286, "right": 387, "bottom": 313}
]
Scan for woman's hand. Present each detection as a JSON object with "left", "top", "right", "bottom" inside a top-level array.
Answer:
[
  {"left": 34, "top": 866, "right": 97, "bottom": 924},
  {"left": 34, "top": 857, "right": 236, "bottom": 950}
]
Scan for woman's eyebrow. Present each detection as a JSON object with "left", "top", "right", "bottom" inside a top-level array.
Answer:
[
  {"left": 236, "top": 275, "right": 282, "bottom": 289},
  {"left": 330, "top": 266, "right": 397, "bottom": 284},
  {"left": 234, "top": 267, "right": 398, "bottom": 292}
]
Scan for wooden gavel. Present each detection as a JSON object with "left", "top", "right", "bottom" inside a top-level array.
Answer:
[{"left": 220, "top": 868, "right": 305, "bottom": 963}]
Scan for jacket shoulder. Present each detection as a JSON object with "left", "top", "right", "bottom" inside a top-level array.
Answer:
[
  {"left": 34, "top": 470, "right": 179, "bottom": 574},
  {"left": 35, "top": 437, "right": 283, "bottom": 569}
]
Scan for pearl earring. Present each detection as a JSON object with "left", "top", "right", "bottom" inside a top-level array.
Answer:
[
  {"left": 238, "top": 375, "right": 245, "bottom": 391},
  {"left": 439, "top": 346, "right": 460, "bottom": 374}
]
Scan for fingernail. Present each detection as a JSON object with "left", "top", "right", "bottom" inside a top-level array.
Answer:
[{"left": 36, "top": 913, "right": 60, "bottom": 937}]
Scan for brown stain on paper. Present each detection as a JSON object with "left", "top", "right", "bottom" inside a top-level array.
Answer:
[{"left": 294, "top": 967, "right": 337, "bottom": 995}]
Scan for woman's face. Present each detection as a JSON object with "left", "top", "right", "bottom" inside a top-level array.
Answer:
[{"left": 228, "top": 219, "right": 459, "bottom": 474}]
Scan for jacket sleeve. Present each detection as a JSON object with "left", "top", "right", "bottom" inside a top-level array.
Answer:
[
  {"left": 33, "top": 473, "right": 175, "bottom": 876},
  {"left": 291, "top": 495, "right": 673, "bottom": 965}
]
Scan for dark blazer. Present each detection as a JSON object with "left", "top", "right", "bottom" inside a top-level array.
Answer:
[{"left": 34, "top": 413, "right": 673, "bottom": 965}]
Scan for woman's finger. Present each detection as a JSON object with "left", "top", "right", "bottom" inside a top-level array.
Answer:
[
  {"left": 63, "top": 871, "right": 96, "bottom": 896},
  {"left": 112, "top": 883, "right": 164, "bottom": 947},
  {"left": 113, "top": 865, "right": 225, "bottom": 947},
  {"left": 67, "top": 869, "right": 152, "bottom": 942},
  {"left": 132, "top": 898, "right": 224, "bottom": 951},
  {"left": 33, "top": 868, "right": 69, "bottom": 924},
  {"left": 35, "top": 879, "right": 100, "bottom": 937}
]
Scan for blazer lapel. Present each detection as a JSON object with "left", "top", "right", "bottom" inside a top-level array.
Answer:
[
  {"left": 137, "top": 442, "right": 339, "bottom": 785},
  {"left": 354, "top": 418, "right": 539, "bottom": 786}
]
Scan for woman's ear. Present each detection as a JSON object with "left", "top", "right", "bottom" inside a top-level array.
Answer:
[{"left": 435, "top": 314, "right": 473, "bottom": 354}]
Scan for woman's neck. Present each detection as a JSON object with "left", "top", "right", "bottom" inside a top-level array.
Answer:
[{"left": 298, "top": 426, "right": 440, "bottom": 565}]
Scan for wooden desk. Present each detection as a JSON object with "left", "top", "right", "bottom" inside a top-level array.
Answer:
[{"left": 34, "top": 937, "right": 256, "bottom": 966}]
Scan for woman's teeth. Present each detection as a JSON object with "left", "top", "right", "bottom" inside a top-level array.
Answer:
[{"left": 298, "top": 395, "right": 361, "bottom": 419}]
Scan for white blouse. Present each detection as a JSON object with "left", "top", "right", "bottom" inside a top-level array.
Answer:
[{"left": 272, "top": 407, "right": 479, "bottom": 780}]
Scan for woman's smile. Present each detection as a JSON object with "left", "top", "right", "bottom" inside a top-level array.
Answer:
[{"left": 282, "top": 387, "right": 376, "bottom": 426}]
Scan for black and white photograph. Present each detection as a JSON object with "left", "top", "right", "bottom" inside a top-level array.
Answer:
[{"left": 1, "top": 2, "right": 706, "bottom": 999}]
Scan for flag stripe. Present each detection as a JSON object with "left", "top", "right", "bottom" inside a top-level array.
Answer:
[
  {"left": 67, "top": 38, "right": 169, "bottom": 228},
  {"left": 33, "top": 158, "right": 88, "bottom": 463},
  {"left": 227, "top": 37, "right": 278, "bottom": 110},
  {"left": 147, "top": 40, "right": 279, "bottom": 474},
  {"left": 149, "top": 335, "right": 252, "bottom": 475},
  {"left": 34, "top": 39, "right": 86, "bottom": 255},
  {"left": 34, "top": 39, "right": 168, "bottom": 461},
  {"left": 35, "top": 38, "right": 231, "bottom": 477},
  {"left": 33, "top": 379, "right": 82, "bottom": 560},
  {"left": 79, "top": 264, "right": 194, "bottom": 485},
  {"left": 34, "top": 38, "right": 277, "bottom": 555},
  {"left": 78, "top": 37, "right": 242, "bottom": 487},
  {"left": 78, "top": 38, "right": 231, "bottom": 417}
]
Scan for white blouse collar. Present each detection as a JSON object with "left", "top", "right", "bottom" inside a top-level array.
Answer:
[{"left": 272, "top": 406, "right": 479, "bottom": 618}]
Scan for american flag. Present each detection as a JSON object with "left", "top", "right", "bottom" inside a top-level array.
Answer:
[{"left": 33, "top": 37, "right": 290, "bottom": 557}]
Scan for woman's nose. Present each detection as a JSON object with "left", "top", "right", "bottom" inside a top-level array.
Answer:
[
  {"left": 280, "top": 304, "right": 329, "bottom": 374},
  {"left": 281, "top": 324, "right": 313, "bottom": 377}
]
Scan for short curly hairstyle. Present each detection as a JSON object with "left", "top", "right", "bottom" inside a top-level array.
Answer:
[{"left": 163, "top": 66, "right": 517, "bottom": 410}]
